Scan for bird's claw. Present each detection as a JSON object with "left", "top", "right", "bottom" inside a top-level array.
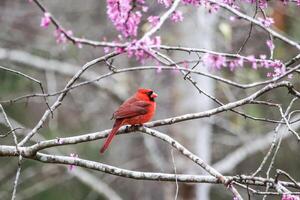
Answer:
[{"left": 124, "top": 125, "right": 131, "bottom": 132}]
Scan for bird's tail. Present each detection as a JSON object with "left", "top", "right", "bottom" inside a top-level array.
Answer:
[{"left": 100, "top": 119, "right": 123, "bottom": 154}]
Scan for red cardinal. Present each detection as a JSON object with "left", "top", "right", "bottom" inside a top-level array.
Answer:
[{"left": 100, "top": 88, "right": 157, "bottom": 153}]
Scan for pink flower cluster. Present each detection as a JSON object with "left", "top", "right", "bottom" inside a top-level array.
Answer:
[
  {"left": 266, "top": 40, "right": 275, "bottom": 51},
  {"left": 105, "top": 36, "right": 161, "bottom": 63},
  {"left": 171, "top": 11, "right": 184, "bottom": 23},
  {"left": 202, "top": 53, "right": 227, "bottom": 70},
  {"left": 282, "top": 194, "right": 300, "bottom": 200},
  {"left": 245, "top": 55, "right": 285, "bottom": 78},
  {"left": 39, "top": 12, "right": 78, "bottom": 46},
  {"left": 223, "top": 0, "right": 235, "bottom": 6},
  {"left": 40, "top": 12, "right": 51, "bottom": 28},
  {"left": 202, "top": 53, "right": 286, "bottom": 78},
  {"left": 147, "top": 16, "right": 160, "bottom": 27},
  {"left": 127, "top": 36, "right": 161, "bottom": 62},
  {"left": 258, "top": 17, "right": 274, "bottom": 27},
  {"left": 158, "top": 0, "right": 173, "bottom": 8},
  {"left": 181, "top": 0, "right": 201, "bottom": 6},
  {"left": 106, "top": 0, "right": 147, "bottom": 37},
  {"left": 54, "top": 29, "right": 73, "bottom": 44}
]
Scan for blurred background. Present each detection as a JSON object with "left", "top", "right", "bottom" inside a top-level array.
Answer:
[{"left": 0, "top": 1, "right": 300, "bottom": 199}]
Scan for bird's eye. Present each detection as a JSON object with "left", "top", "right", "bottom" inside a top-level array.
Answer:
[{"left": 147, "top": 91, "right": 153, "bottom": 96}]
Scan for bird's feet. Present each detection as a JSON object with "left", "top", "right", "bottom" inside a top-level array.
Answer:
[
  {"left": 131, "top": 124, "right": 143, "bottom": 131},
  {"left": 124, "top": 125, "right": 131, "bottom": 132},
  {"left": 124, "top": 124, "right": 143, "bottom": 132}
]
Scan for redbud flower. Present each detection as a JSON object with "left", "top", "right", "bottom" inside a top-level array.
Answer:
[
  {"left": 156, "top": 66, "right": 162, "bottom": 73},
  {"left": 40, "top": 12, "right": 51, "bottom": 28},
  {"left": 258, "top": 17, "right": 274, "bottom": 27},
  {"left": 157, "top": 0, "right": 173, "bottom": 8},
  {"left": 202, "top": 53, "right": 226, "bottom": 70},
  {"left": 104, "top": 47, "right": 111, "bottom": 53},
  {"left": 142, "top": 6, "right": 149, "bottom": 12},
  {"left": 207, "top": 3, "right": 220, "bottom": 13},
  {"left": 228, "top": 58, "right": 243, "bottom": 71},
  {"left": 171, "top": 11, "right": 184, "bottom": 23},
  {"left": 266, "top": 40, "right": 275, "bottom": 51},
  {"left": 106, "top": 0, "right": 144, "bottom": 37},
  {"left": 223, "top": 0, "right": 235, "bottom": 6},
  {"left": 53, "top": 29, "right": 72, "bottom": 44},
  {"left": 54, "top": 29, "right": 65, "bottom": 44},
  {"left": 247, "top": 55, "right": 257, "bottom": 69},
  {"left": 181, "top": 0, "right": 201, "bottom": 6},
  {"left": 282, "top": 194, "right": 300, "bottom": 200},
  {"left": 147, "top": 16, "right": 160, "bottom": 27}
]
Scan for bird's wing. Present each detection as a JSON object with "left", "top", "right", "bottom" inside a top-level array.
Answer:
[{"left": 113, "top": 100, "right": 151, "bottom": 119}]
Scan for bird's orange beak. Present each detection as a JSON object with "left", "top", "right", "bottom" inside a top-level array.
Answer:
[{"left": 151, "top": 92, "right": 158, "bottom": 99}]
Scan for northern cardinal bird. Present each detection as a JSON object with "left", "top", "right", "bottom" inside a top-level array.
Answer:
[{"left": 100, "top": 88, "right": 157, "bottom": 153}]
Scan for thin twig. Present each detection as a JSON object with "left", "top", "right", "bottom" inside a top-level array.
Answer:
[{"left": 171, "top": 149, "right": 179, "bottom": 200}]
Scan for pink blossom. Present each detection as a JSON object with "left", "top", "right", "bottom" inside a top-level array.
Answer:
[
  {"left": 171, "top": 11, "right": 184, "bottom": 23},
  {"left": 69, "top": 153, "right": 79, "bottom": 171},
  {"left": 53, "top": 29, "right": 72, "bottom": 44},
  {"left": 281, "top": 0, "right": 289, "bottom": 5},
  {"left": 54, "top": 29, "right": 66, "bottom": 44},
  {"left": 116, "top": 47, "right": 125, "bottom": 53},
  {"left": 228, "top": 58, "right": 243, "bottom": 71},
  {"left": 258, "top": 17, "right": 274, "bottom": 27},
  {"left": 223, "top": 0, "right": 235, "bottom": 6},
  {"left": 142, "top": 6, "right": 148, "bottom": 12},
  {"left": 229, "top": 16, "right": 236, "bottom": 21},
  {"left": 156, "top": 66, "right": 162, "bottom": 73},
  {"left": 125, "top": 36, "right": 161, "bottom": 63},
  {"left": 246, "top": 55, "right": 257, "bottom": 69},
  {"left": 181, "top": 0, "right": 201, "bottom": 6},
  {"left": 265, "top": 59, "right": 285, "bottom": 77},
  {"left": 40, "top": 12, "right": 51, "bottom": 28},
  {"left": 157, "top": 0, "right": 173, "bottom": 8},
  {"left": 106, "top": 0, "right": 144, "bottom": 37},
  {"left": 104, "top": 47, "right": 111, "bottom": 53},
  {"left": 151, "top": 36, "right": 161, "bottom": 47},
  {"left": 266, "top": 40, "right": 275, "bottom": 51},
  {"left": 282, "top": 194, "right": 300, "bottom": 200},
  {"left": 258, "top": 0, "right": 268, "bottom": 8},
  {"left": 147, "top": 16, "right": 160, "bottom": 27},
  {"left": 206, "top": 3, "right": 220, "bottom": 13},
  {"left": 202, "top": 53, "right": 226, "bottom": 70}
]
